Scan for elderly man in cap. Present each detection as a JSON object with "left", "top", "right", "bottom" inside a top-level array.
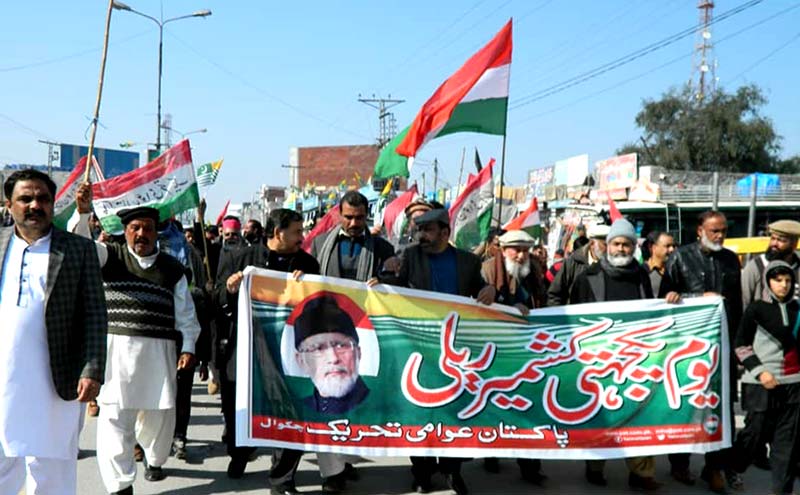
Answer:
[
  {"left": 742, "top": 220, "right": 800, "bottom": 307},
  {"left": 70, "top": 187, "right": 201, "bottom": 495},
  {"left": 294, "top": 296, "right": 369, "bottom": 414},
  {"left": 571, "top": 218, "right": 679, "bottom": 491},
  {"left": 389, "top": 207, "right": 495, "bottom": 495},
  {"left": 547, "top": 222, "right": 610, "bottom": 307},
  {"left": 479, "top": 229, "right": 546, "bottom": 483}
]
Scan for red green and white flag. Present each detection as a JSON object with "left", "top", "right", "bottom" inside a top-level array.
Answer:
[
  {"left": 302, "top": 205, "right": 341, "bottom": 254},
  {"left": 503, "top": 197, "right": 542, "bottom": 241},
  {"left": 382, "top": 184, "right": 419, "bottom": 243},
  {"left": 395, "top": 20, "right": 512, "bottom": 169},
  {"left": 53, "top": 155, "right": 104, "bottom": 230},
  {"left": 91, "top": 139, "right": 199, "bottom": 234},
  {"left": 449, "top": 158, "right": 495, "bottom": 249}
]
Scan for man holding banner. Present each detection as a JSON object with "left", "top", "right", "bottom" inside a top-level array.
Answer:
[
  {"left": 391, "top": 207, "right": 495, "bottom": 495},
  {"left": 570, "top": 218, "right": 679, "bottom": 491}
]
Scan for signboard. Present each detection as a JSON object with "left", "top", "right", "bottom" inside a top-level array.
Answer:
[
  {"left": 528, "top": 166, "right": 554, "bottom": 199},
  {"left": 59, "top": 144, "right": 139, "bottom": 178},
  {"left": 553, "top": 154, "right": 589, "bottom": 187},
  {"left": 596, "top": 153, "right": 638, "bottom": 192},
  {"left": 237, "top": 269, "right": 731, "bottom": 459}
]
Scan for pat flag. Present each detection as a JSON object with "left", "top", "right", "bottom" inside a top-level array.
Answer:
[
  {"left": 90, "top": 140, "right": 200, "bottom": 234},
  {"left": 503, "top": 197, "right": 542, "bottom": 242},
  {"left": 53, "top": 155, "right": 105, "bottom": 230},
  {"left": 374, "top": 20, "right": 512, "bottom": 179},
  {"left": 382, "top": 184, "right": 419, "bottom": 243},
  {"left": 449, "top": 158, "right": 496, "bottom": 250},
  {"left": 301, "top": 205, "right": 341, "bottom": 254},
  {"left": 196, "top": 158, "right": 223, "bottom": 188}
]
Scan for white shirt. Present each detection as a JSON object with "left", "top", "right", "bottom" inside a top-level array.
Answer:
[
  {"left": 69, "top": 212, "right": 201, "bottom": 409},
  {"left": 0, "top": 229, "right": 81, "bottom": 458}
]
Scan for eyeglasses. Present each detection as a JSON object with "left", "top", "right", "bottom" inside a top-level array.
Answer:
[{"left": 298, "top": 340, "right": 356, "bottom": 356}]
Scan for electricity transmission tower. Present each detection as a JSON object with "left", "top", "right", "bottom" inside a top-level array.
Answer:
[{"left": 358, "top": 94, "right": 404, "bottom": 147}]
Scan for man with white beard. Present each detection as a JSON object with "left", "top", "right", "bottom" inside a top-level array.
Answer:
[
  {"left": 570, "top": 218, "right": 680, "bottom": 491},
  {"left": 479, "top": 229, "right": 546, "bottom": 483},
  {"left": 294, "top": 296, "right": 369, "bottom": 414},
  {"left": 665, "top": 211, "right": 742, "bottom": 493}
]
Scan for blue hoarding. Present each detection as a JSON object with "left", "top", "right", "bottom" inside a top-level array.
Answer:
[{"left": 59, "top": 144, "right": 139, "bottom": 178}]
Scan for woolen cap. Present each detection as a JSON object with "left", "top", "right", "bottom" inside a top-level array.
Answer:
[
  {"left": 294, "top": 296, "right": 359, "bottom": 349},
  {"left": 404, "top": 198, "right": 433, "bottom": 218},
  {"left": 414, "top": 208, "right": 449, "bottom": 227},
  {"left": 606, "top": 218, "right": 637, "bottom": 244},
  {"left": 117, "top": 206, "right": 160, "bottom": 225},
  {"left": 586, "top": 223, "right": 610, "bottom": 239},
  {"left": 498, "top": 230, "right": 536, "bottom": 248},
  {"left": 769, "top": 220, "right": 800, "bottom": 238}
]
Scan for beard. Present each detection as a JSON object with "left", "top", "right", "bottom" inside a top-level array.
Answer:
[
  {"left": 765, "top": 246, "right": 791, "bottom": 261},
  {"left": 504, "top": 258, "right": 531, "bottom": 280},
  {"left": 700, "top": 231, "right": 723, "bottom": 252},
  {"left": 607, "top": 252, "right": 633, "bottom": 267},
  {"left": 312, "top": 365, "right": 359, "bottom": 398}
]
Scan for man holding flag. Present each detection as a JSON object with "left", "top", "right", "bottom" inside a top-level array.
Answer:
[{"left": 71, "top": 185, "right": 201, "bottom": 494}]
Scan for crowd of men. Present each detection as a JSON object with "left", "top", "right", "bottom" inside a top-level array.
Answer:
[{"left": 1, "top": 168, "right": 799, "bottom": 495}]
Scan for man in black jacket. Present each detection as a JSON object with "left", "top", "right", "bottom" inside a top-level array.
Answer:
[
  {"left": 665, "top": 210, "right": 742, "bottom": 493},
  {"left": 571, "top": 219, "right": 679, "bottom": 491},
  {"left": 216, "top": 208, "right": 319, "bottom": 495},
  {"left": 547, "top": 223, "right": 609, "bottom": 307},
  {"left": 391, "top": 207, "right": 495, "bottom": 495}
]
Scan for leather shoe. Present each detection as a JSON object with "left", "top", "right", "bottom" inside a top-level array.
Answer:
[
  {"left": 144, "top": 465, "right": 166, "bottom": 482},
  {"left": 411, "top": 476, "right": 433, "bottom": 493},
  {"left": 270, "top": 483, "right": 298, "bottom": 495},
  {"left": 628, "top": 472, "right": 662, "bottom": 491},
  {"left": 110, "top": 487, "right": 133, "bottom": 495},
  {"left": 322, "top": 470, "right": 347, "bottom": 493},
  {"left": 670, "top": 468, "right": 696, "bottom": 486},
  {"left": 585, "top": 467, "right": 607, "bottom": 486},
  {"left": 446, "top": 473, "right": 469, "bottom": 495},
  {"left": 227, "top": 457, "right": 248, "bottom": 479},
  {"left": 701, "top": 467, "right": 726, "bottom": 494}
]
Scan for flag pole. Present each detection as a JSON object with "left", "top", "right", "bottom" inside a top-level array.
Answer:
[
  {"left": 84, "top": 0, "right": 115, "bottom": 183},
  {"left": 496, "top": 49, "right": 512, "bottom": 229},
  {"left": 188, "top": 148, "right": 214, "bottom": 285},
  {"left": 457, "top": 147, "right": 465, "bottom": 192}
]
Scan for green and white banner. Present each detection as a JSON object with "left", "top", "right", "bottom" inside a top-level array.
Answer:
[{"left": 236, "top": 268, "right": 730, "bottom": 459}]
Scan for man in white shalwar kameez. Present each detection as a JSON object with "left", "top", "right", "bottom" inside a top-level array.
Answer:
[
  {"left": 0, "top": 170, "right": 107, "bottom": 495},
  {"left": 71, "top": 187, "right": 200, "bottom": 495}
]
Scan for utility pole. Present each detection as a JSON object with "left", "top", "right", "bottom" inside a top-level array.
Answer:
[
  {"left": 421, "top": 172, "right": 426, "bottom": 196},
  {"left": 358, "top": 94, "right": 404, "bottom": 147},
  {"left": 690, "top": 0, "right": 717, "bottom": 102},
  {"left": 433, "top": 158, "right": 438, "bottom": 192},
  {"left": 38, "top": 140, "right": 60, "bottom": 176}
]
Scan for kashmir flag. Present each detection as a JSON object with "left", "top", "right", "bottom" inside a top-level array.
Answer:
[
  {"left": 382, "top": 184, "right": 419, "bottom": 243},
  {"left": 395, "top": 20, "right": 512, "bottom": 162},
  {"left": 53, "top": 155, "right": 105, "bottom": 229},
  {"left": 449, "top": 159, "right": 495, "bottom": 249},
  {"left": 91, "top": 139, "right": 199, "bottom": 234},
  {"left": 503, "top": 197, "right": 541, "bottom": 241},
  {"left": 196, "top": 158, "right": 223, "bottom": 188},
  {"left": 302, "top": 205, "right": 340, "bottom": 253}
]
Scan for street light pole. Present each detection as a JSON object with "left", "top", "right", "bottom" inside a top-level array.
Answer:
[{"left": 112, "top": 2, "right": 211, "bottom": 153}]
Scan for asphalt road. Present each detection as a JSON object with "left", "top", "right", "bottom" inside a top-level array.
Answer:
[{"left": 66, "top": 378, "right": 773, "bottom": 495}]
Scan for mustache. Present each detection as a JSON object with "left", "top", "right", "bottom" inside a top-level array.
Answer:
[
  {"left": 323, "top": 365, "right": 349, "bottom": 375},
  {"left": 25, "top": 210, "right": 44, "bottom": 218},
  {"left": 134, "top": 237, "right": 150, "bottom": 244}
]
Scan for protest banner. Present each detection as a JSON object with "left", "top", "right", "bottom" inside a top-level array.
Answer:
[{"left": 236, "top": 268, "right": 730, "bottom": 459}]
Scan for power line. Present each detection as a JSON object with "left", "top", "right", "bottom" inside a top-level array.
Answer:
[
  {"left": 0, "top": 29, "right": 153, "bottom": 73},
  {"left": 165, "top": 32, "right": 372, "bottom": 142},
  {"left": 509, "top": 0, "right": 766, "bottom": 110},
  {"left": 510, "top": 3, "right": 800, "bottom": 125},
  {"left": 729, "top": 30, "right": 800, "bottom": 83},
  {"left": 0, "top": 113, "right": 53, "bottom": 141}
]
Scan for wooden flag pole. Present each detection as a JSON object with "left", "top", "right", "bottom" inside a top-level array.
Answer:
[{"left": 84, "top": 0, "right": 115, "bottom": 183}]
